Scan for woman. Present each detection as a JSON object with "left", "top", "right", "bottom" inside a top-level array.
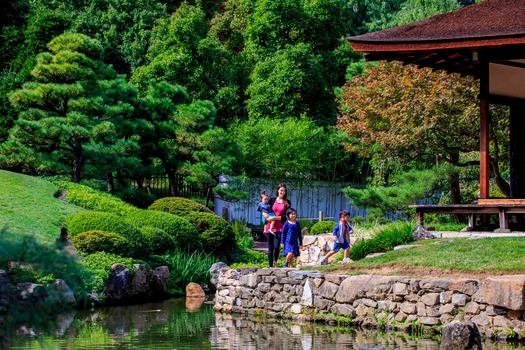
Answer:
[{"left": 262, "top": 183, "right": 291, "bottom": 268}]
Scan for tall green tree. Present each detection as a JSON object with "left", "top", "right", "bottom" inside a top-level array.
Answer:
[
  {"left": 243, "top": 0, "right": 358, "bottom": 125},
  {"left": 138, "top": 80, "right": 217, "bottom": 197},
  {"left": 2, "top": 33, "right": 138, "bottom": 183}
]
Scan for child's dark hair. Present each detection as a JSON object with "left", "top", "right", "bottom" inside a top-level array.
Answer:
[
  {"left": 339, "top": 210, "right": 350, "bottom": 218},
  {"left": 260, "top": 190, "right": 269, "bottom": 200},
  {"left": 286, "top": 207, "right": 296, "bottom": 218}
]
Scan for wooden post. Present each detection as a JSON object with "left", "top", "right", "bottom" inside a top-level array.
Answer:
[
  {"left": 222, "top": 207, "right": 229, "bottom": 222},
  {"left": 319, "top": 211, "right": 324, "bottom": 222},
  {"left": 479, "top": 61, "right": 490, "bottom": 199},
  {"left": 509, "top": 103, "right": 525, "bottom": 198}
]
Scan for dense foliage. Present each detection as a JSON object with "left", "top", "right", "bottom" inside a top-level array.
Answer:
[
  {"left": 183, "top": 212, "right": 235, "bottom": 255},
  {"left": 71, "top": 230, "right": 132, "bottom": 256}
]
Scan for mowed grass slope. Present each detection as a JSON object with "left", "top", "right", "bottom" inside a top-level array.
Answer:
[{"left": 0, "top": 170, "right": 84, "bottom": 243}]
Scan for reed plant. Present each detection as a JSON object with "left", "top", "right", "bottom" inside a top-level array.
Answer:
[{"left": 161, "top": 249, "right": 219, "bottom": 295}]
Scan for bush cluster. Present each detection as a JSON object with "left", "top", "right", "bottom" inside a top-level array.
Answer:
[
  {"left": 148, "top": 197, "right": 212, "bottom": 216},
  {"left": 183, "top": 212, "right": 235, "bottom": 255},
  {"left": 71, "top": 230, "right": 132, "bottom": 256},
  {"left": 310, "top": 220, "right": 337, "bottom": 235},
  {"left": 126, "top": 209, "right": 201, "bottom": 252},
  {"left": 66, "top": 211, "right": 151, "bottom": 258},
  {"left": 140, "top": 226, "right": 177, "bottom": 255}
]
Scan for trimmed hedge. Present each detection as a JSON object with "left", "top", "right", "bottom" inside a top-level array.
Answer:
[
  {"left": 310, "top": 220, "right": 337, "bottom": 235},
  {"left": 148, "top": 197, "right": 212, "bottom": 216},
  {"left": 55, "top": 181, "right": 136, "bottom": 216},
  {"left": 124, "top": 210, "right": 202, "bottom": 252},
  {"left": 140, "top": 226, "right": 176, "bottom": 254},
  {"left": 183, "top": 212, "right": 234, "bottom": 255},
  {"left": 66, "top": 211, "right": 151, "bottom": 258},
  {"left": 71, "top": 230, "right": 132, "bottom": 256}
]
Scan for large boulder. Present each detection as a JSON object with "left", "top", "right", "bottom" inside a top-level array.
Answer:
[
  {"left": 106, "top": 263, "right": 132, "bottom": 303},
  {"left": 441, "top": 320, "right": 482, "bottom": 350},
  {"left": 186, "top": 282, "right": 206, "bottom": 298},
  {"left": 47, "top": 279, "right": 76, "bottom": 306}
]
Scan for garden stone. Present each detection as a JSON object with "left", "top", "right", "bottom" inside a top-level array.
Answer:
[
  {"left": 441, "top": 320, "right": 482, "bottom": 350},
  {"left": 106, "top": 263, "right": 131, "bottom": 303},
  {"left": 0, "top": 270, "right": 17, "bottom": 311},
  {"left": 153, "top": 266, "right": 170, "bottom": 293},
  {"left": 209, "top": 262, "right": 229, "bottom": 288},
  {"left": 47, "top": 279, "right": 76, "bottom": 306},
  {"left": 412, "top": 225, "right": 435, "bottom": 241},
  {"left": 131, "top": 264, "right": 151, "bottom": 297},
  {"left": 186, "top": 282, "right": 206, "bottom": 298},
  {"left": 16, "top": 282, "right": 47, "bottom": 302}
]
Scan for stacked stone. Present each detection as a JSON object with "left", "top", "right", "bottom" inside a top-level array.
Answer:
[{"left": 213, "top": 268, "right": 525, "bottom": 339}]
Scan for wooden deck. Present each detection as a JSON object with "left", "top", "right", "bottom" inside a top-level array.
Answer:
[{"left": 410, "top": 199, "right": 525, "bottom": 231}]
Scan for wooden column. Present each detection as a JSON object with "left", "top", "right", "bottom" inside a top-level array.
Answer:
[
  {"left": 479, "top": 99, "right": 490, "bottom": 199},
  {"left": 479, "top": 62, "right": 490, "bottom": 199},
  {"left": 509, "top": 103, "right": 525, "bottom": 198}
]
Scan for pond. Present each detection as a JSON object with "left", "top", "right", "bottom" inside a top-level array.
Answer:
[{"left": 1, "top": 298, "right": 521, "bottom": 349}]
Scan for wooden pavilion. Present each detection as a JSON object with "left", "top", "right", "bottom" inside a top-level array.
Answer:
[{"left": 347, "top": 0, "right": 525, "bottom": 231}]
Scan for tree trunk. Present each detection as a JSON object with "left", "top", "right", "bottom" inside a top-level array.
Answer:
[
  {"left": 71, "top": 140, "right": 84, "bottom": 183},
  {"left": 168, "top": 172, "right": 179, "bottom": 197},
  {"left": 106, "top": 172, "right": 115, "bottom": 193}
]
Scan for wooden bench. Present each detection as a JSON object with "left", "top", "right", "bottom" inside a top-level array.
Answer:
[{"left": 410, "top": 199, "right": 525, "bottom": 231}]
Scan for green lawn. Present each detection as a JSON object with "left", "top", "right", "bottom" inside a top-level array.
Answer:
[
  {"left": 0, "top": 170, "right": 84, "bottom": 244},
  {"left": 319, "top": 236, "right": 525, "bottom": 275}
]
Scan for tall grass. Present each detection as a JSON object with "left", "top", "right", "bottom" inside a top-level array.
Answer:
[
  {"left": 161, "top": 249, "right": 219, "bottom": 295},
  {"left": 349, "top": 221, "right": 415, "bottom": 260}
]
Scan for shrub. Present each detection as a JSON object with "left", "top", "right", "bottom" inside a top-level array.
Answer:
[
  {"left": 349, "top": 221, "right": 415, "bottom": 260},
  {"left": 71, "top": 230, "right": 132, "bottom": 256},
  {"left": 183, "top": 212, "right": 235, "bottom": 255},
  {"left": 140, "top": 226, "right": 176, "bottom": 254},
  {"left": 310, "top": 220, "right": 337, "bottom": 235},
  {"left": 114, "top": 187, "right": 157, "bottom": 209},
  {"left": 66, "top": 211, "right": 151, "bottom": 258},
  {"left": 351, "top": 216, "right": 365, "bottom": 225},
  {"left": 124, "top": 209, "right": 201, "bottom": 252},
  {"left": 78, "top": 251, "right": 135, "bottom": 295},
  {"left": 148, "top": 197, "right": 212, "bottom": 216},
  {"left": 55, "top": 181, "right": 136, "bottom": 216}
]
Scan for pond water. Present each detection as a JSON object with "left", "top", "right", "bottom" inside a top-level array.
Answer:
[{"left": 1, "top": 298, "right": 522, "bottom": 349}]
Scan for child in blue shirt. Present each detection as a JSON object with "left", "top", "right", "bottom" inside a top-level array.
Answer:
[
  {"left": 257, "top": 190, "right": 276, "bottom": 234},
  {"left": 319, "top": 210, "right": 353, "bottom": 265}
]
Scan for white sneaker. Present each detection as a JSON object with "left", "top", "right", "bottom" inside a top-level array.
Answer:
[
  {"left": 319, "top": 256, "right": 327, "bottom": 265},
  {"left": 342, "top": 258, "right": 352, "bottom": 263}
]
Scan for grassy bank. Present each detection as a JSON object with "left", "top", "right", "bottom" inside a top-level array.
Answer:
[
  {"left": 0, "top": 170, "right": 84, "bottom": 243},
  {"left": 320, "top": 235, "right": 525, "bottom": 276}
]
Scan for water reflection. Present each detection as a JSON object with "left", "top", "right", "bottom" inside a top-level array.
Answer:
[{"left": 2, "top": 299, "right": 523, "bottom": 349}]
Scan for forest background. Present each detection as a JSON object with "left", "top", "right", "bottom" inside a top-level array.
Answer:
[{"left": 1, "top": 0, "right": 508, "bottom": 217}]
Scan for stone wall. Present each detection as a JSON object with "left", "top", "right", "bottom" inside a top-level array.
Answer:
[{"left": 213, "top": 267, "right": 525, "bottom": 339}]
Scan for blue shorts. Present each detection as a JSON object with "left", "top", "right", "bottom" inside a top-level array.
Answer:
[
  {"left": 333, "top": 241, "right": 349, "bottom": 252},
  {"left": 261, "top": 212, "right": 275, "bottom": 224}
]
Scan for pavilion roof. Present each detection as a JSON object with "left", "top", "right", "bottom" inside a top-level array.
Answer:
[{"left": 348, "top": 0, "right": 525, "bottom": 78}]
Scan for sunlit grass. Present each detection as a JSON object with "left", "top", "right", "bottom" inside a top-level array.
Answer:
[
  {"left": 335, "top": 237, "right": 525, "bottom": 274},
  {"left": 0, "top": 170, "right": 84, "bottom": 243}
]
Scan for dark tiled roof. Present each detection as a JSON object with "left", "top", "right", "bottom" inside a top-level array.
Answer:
[
  {"left": 347, "top": 0, "right": 525, "bottom": 78},
  {"left": 350, "top": 0, "right": 525, "bottom": 44}
]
